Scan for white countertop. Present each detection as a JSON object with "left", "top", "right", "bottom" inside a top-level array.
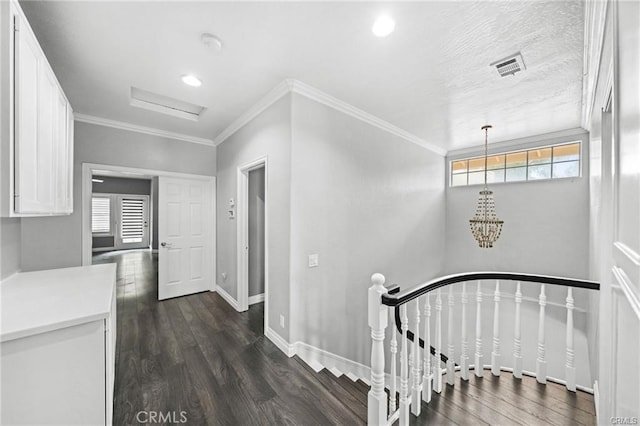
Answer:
[{"left": 0, "top": 264, "right": 117, "bottom": 342}]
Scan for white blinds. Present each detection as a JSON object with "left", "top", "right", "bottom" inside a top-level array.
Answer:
[
  {"left": 91, "top": 197, "right": 111, "bottom": 233},
  {"left": 121, "top": 198, "right": 144, "bottom": 243}
]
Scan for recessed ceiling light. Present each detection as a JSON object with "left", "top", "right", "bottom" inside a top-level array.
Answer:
[
  {"left": 181, "top": 74, "right": 202, "bottom": 87},
  {"left": 372, "top": 15, "right": 395, "bottom": 37}
]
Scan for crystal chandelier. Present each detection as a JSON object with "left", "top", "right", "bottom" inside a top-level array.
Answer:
[{"left": 469, "top": 125, "right": 504, "bottom": 248}]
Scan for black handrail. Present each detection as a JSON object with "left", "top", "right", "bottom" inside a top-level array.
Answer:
[
  {"left": 383, "top": 271, "right": 600, "bottom": 307},
  {"left": 383, "top": 272, "right": 600, "bottom": 366}
]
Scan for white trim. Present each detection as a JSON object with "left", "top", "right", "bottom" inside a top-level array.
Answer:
[
  {"left": 594, "top": 380, "right": 600, "bottom": 423},
  {"left": 213, "top": 81, "right": 292, "bottom": 145},
  {"left": 295, "top": 341, "right": 371, "bottom": 381},
  {"left": 215, "top": 284, "right": 241, "bottom": 312},
  {"left": 213, "top": 79, "right": 446, "bottom": 156},
  {"left": 236, "top": 157, "right": 269, "bottom": 335},
  {"left": 248, "top": 293, "right": 265, "bottom": 305},
  {"left": 614, "top": 241, "right": 640, "bottom": 266},
  {"left": 75, "top": 114, "right": 214, "bottom": 146},
  {"left": 612, "top": 266, "right": 640, "bottom": 320},
  {"left": 581, "top": 0, "right": 609, "bottom": 130},
  {"left": 265, "top": 327, "right": 296, "bottom": 357},
  {"left": 82, "top": 163, "right": 214, "bottom": 267},
  {"left": 288, "top": 80, "right": 446, "bottom": 156}
]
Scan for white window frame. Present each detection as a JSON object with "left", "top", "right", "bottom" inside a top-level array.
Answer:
[{"left": 448, "top": 140, "right": 583, "bottom": 188}]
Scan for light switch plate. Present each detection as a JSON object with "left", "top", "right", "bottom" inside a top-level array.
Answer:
[{"left": 308, "top": 254, "right": 319, "bottom": 268}]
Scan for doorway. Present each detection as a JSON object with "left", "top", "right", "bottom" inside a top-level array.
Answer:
[
  {"left": 237, "top": 157, "right": 269, "bottom": 331},
  {"left": 82, "top": 163, "right": 216, "bottom": 301}
]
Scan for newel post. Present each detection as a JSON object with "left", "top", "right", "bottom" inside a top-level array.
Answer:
[{"left": 368, "top": 273, "right": 388, "bottom": 426}]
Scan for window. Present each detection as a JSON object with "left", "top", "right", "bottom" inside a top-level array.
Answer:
[
  {"left": 450, "top": 142, "right": 581, "bottom": 187},
  {"left": 92, "top": 197, "right": 111, "bottom": 233},
  {"left": 120, "top": 198, "right": 145, "bottom": 244}
]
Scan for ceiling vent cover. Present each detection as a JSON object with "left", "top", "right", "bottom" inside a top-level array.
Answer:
[
  {"left": 490, "top": 52, "right": 526, "bottom": 77},
  {"left": 130, "top": 87, "right": 205, "bottom": 121}
]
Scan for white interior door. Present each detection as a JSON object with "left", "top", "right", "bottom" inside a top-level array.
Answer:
[{"left": 158, "top": 176, "right": 214, "bottom": 300}]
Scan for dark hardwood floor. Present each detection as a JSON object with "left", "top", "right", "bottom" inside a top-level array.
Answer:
[{"left": 93, "top": 250, "right": 596, "bottom": 426}]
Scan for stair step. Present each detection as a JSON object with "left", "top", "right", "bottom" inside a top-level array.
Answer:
[
  {"left": 328, "top": 366, "right": 343, "bottom": 377},
  {"left": 345, "top": 372, "right": 359, "bottom": 382}
]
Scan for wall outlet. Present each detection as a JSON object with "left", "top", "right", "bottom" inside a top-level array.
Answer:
[
  {"left": 308, "top": 254, "right": 319, "bottom": 268},
  {"left": 221, "top": 272, "right": 227, "bottom": 282},
  {"left": 279, "top": 314, "right": 285, "bottom": 328}
]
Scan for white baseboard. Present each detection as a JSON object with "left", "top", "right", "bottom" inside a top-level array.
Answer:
[
  {"left": 215, "top": 284, "right": 241, "bottom": 312},
  {"left": 593, "top": 380, "right": 600, "bottom": 422},
  {"left": 92, "top": 247, "right": 115, "bottom": 253},
  {"left": 265, "top": 327, "right": 296, "bottom": 357},
  {"left": 295, "top": 341, "right": 371, "bottom": 381},
  {"left": 248, "top": 293, "right": 265, "bottom": 305}
]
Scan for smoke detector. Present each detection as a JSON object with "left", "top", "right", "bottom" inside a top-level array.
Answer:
[
  {"left": 490, "top": 52, "right": 526, "bottom": 77},
  {"left": 201, "top": 33, "right": 223, "bottom": 52}
]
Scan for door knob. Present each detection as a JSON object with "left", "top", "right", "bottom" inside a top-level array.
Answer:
[{"left": 161, "top": 242, "right": 172, "bottom": 247}]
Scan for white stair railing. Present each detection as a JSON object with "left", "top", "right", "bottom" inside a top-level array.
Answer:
[{"left": 367, "top": 272, "right": 599, "bottom": 426}]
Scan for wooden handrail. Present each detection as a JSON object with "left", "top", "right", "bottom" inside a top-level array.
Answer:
[{"left": 382, "top": 271, "right": 600, "bottom": 307}]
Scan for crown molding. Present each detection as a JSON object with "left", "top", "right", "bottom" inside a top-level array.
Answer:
[
  {"left": 288, "top": 80, "right": 446, "bottom": 156},
  {"left": 581, "top": 0, "right": 609, "bottom": 131},
  {"left": 74, "top": 114, "right": 214, "bottom": 146},
  {"left": 213, "top": 80, "right": 292, "bottom": 145},
  {"left": 214, "top": 78, "right": 446, "bottom": 156}
]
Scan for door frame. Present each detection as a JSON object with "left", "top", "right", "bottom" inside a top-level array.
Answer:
[
  {"left": 236, "top": 157, "right": 268, "bottom": 327},
  {"left": 82, "top": 163, "right": 216, "bottom": 295}
]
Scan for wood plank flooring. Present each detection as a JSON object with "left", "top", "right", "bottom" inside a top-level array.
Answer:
[{"left": 93, "top": 250, "right": 596, "bottom": 426}]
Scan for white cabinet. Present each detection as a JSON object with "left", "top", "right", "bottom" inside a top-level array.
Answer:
[
  {"left": 0, "top": 264, "right": 117, "bottom": 425},
  {"left": 1, "top": 0, "right": 74, "bottom": 216}
]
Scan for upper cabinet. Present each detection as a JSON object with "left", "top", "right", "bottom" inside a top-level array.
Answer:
[{"left": 1, "top": 0, "right": 73, "bottom": 217}]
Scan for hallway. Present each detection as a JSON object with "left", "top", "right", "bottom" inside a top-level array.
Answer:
[
  {"left": 94, "top": 250, "right": 596, "bottom": 425},
  {"left": 92, "top": 250, "right": 365, "bottom": 425}
]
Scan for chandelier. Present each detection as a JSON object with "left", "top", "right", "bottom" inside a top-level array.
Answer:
[{"left": 469, "top": 125, "right": 504, "bottom": 248}]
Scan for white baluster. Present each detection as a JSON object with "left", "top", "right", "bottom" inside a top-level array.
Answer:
[
  {"left": 389, "top": 307, "right": 397, "bottom": 411},
  {"left": 565, "top": 287, "right": 576, "bottom": 392},
  {"left": 399, "top": 305, "right": 410, "bottom": 425},
  {"left": 460, "top": 282, "right": 469, "bottom": 381},
  {"left": 411, "top": 299, "right": 422, "bottom": 415},
  {"left": 446, "top": 286, "right": 455, "bottom": 385},
  {"left": 433, "top": 289, "right": 443, "bottom": 393},
  {"left": 536, "top": 284, "right": 547, "bottom": 384},
  {"left": 368, "top": 273, "right": 388, "bottom": 425},
  {"left": 422, "top": 295, "right": 432, "bottom": 403},
  {"left": 491, "top": 281, "right": 501, "bottom": 376},
  {"left": 474, "top": 281, "right": 483, "bottom": 377},
  {"left": 513, "top": 282, "right": 523, "bottom": 379}
]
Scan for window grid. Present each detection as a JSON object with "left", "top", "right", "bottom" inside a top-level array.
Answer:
[{"left": 450, "top": 142, "right": 581, "bottom": 187}]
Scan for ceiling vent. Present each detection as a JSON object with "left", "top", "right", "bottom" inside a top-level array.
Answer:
[
  {"left": 130, "top": 87, "right": 205, "bottom": 121},
  {"left": 490, "top": 52, "right": 526, "bottom": 77}
]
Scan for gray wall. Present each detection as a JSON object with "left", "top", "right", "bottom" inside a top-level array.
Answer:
[
  {"left": 20, "top": 121, "right": 216, "bottom": 271},
  {"left": 248, "top": 167, "right": 265, "bottom": 297},
  {"left": 92, "top": 175, "right": 151, "bottom": 195},
  {"left": 288, "top": 93, "right": 446, "bottom": 364},
  {"left": 0, "top": 218, "right": 21, "bottom": 279},
  {"left": 91, "top": 175, "right": 154, "bottom": 250},
  {"left": 216, "top": 94, "right": 292, "bottom": 340},
  {"left": 445, "top": 130, "right": 590, "bottom": 280}
]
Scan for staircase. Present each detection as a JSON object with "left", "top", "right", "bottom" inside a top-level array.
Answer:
[
  {"left": 299, "top": 357, "right": 596, "bottom": 425},
  {"left": 366, "top": 271, "right": 600, "bottom": 425}
]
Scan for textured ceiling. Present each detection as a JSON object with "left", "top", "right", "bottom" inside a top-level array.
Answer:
[{"left": 19, "top": 1, "right": 584, "bottom": 151}]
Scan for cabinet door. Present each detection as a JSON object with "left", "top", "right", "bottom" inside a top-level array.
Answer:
[
  {"left": 13, "top": 13, "right": 40, "bottom": 213},
  {"left": 65, "top": 103, "right": 74, "bottom": 213},
  {"left": 36, "top": 65, "right": 57, "bottom": 213},
  {"left": 54, "top": 90, "right": 68, "bottom": 213}
]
